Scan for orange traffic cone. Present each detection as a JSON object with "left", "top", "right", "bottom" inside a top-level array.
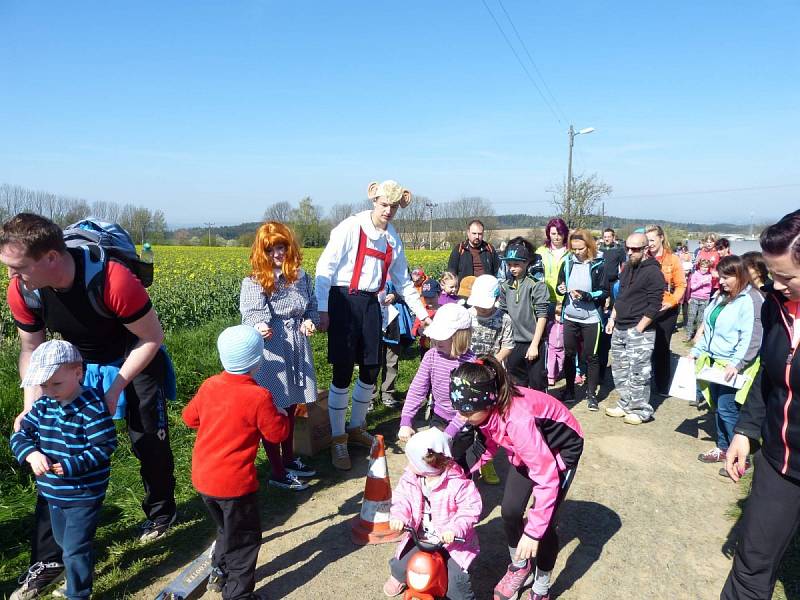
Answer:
[{"left": 351, "top": 434, "right": 401, "bottom": 545}]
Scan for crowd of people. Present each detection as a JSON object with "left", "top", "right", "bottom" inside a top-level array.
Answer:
[{"left": 1, "top": 188, "right": 799, "bottom": 600}]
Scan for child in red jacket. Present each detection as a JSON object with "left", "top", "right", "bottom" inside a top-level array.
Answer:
[{"left": 182, "top": 325, "right": 289, "bottom": 598}]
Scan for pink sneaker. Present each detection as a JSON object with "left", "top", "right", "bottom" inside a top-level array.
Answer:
[
  {"left": 574, "top": 373, "right": 585, "bottom": 385},
  {"left": 494, "top": 561, "right": 532, "bottom": 600},
  {"left": 383, "top": 575, "right": 406, "bottom": 597}
]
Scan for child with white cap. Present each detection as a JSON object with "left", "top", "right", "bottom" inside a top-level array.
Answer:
[
  {"left": 383, "top": 427, "right": 482, "bottom": 599},
  {"left": 398, "top": 304, "right": 476, "bottom": 463},
  {"left": 10, "top": 340, "right": 117, "bottom": 600},
  {"left": 467, "top": 274, "right": 515, "bottom": 485},
  {"left": 182, "top": 325, "right": 289, "bottom": 598}
]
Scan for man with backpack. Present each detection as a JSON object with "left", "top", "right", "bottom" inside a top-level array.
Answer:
[
  {"left": 447, "top": 219, "right": 501, "bottom": 282},
  {"left": 0, "top": 213, "right": 176, "bottom": 600}
]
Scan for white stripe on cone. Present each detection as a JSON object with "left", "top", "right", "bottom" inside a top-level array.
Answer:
[
  {"left": 360, "top": 500, "right": 391, "bottom": 523},
  {"left": 368, "top": 455, "right": 388, "bottom": 479}
]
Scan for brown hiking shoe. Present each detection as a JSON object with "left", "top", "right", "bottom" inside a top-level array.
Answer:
[
  {"left": 347, "top": 426, "right": 375, "bottom": 449},
  {"left": 331, "top": 434, "right": 351, "bottom": 470}
]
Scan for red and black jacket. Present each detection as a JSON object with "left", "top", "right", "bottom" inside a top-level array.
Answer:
[{"left": 735, "top": 287, "right": 800, "bottom": 480}]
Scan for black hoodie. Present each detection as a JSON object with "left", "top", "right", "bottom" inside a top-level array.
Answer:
[
  {"left": 613, "top": 257, "right": 666, "bottom": 330},
  {"left": 735, "top": 288, "right": 800, "bottom": 481}
]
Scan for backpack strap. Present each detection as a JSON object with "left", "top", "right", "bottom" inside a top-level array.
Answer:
[
  {"left": 18, "top": 278, "right": 43, "bottom": 319},
  {"left": 80, "top": 245, "right": 114, "bottom": 320}
]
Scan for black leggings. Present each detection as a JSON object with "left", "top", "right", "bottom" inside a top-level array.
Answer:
[
  {"left": 651, "top": 306, "right": 679, "bottom": 394},
  {"left": 501, "top": 463, "right": 576, "bottom": 572},
  {"left": 563, "top": 320, "right": 602, "bottom": 394},
  {"left": 331, "top": 361, "right": 380, "bottom": 389}
]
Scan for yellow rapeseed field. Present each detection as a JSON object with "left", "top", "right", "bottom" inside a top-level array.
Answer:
[{"left": 0, "top": 246, "right": 450, "bottom": 334}]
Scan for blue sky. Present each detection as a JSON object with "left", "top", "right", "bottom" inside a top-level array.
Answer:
[{"left": 1, "top": 1, "right": 798, "bottom": 227}]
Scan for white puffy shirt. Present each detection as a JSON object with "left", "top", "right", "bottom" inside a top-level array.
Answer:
[{"left": 315, "top": 211, "right": 427, "bottom": 318}]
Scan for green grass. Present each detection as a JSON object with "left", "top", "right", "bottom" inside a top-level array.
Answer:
[
  {"left": 726, "top": 471, "right": 800, "bottom": 599},
  {"left": 0, "top": 318, "right": 423, "bottom": 598}
]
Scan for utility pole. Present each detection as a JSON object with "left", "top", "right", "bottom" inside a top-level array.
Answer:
[
  {"left": 425, "top": 201, "right": 438, "bottom": 250},
  {"left": 601, "top": 201, "right": 605, "bottom": 230},
  {"left": 566, "top": 125, "right": 595, "bottom": 227},
  {"left": 204, "top": 222, "right": 214, "bottom": 246},
  {"left": 566, "top": 125, "right": 574, "bottom": 227}
]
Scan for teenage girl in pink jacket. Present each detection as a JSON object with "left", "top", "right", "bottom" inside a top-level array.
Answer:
[{"left": 449, "top": 355, "right": 584, "bottom": 600}]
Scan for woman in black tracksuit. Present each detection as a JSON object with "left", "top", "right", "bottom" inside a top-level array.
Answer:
[
  {"left": 721, "top": 209, "right": 800, "bottom": 600},
  {"left": 556, "top": 229, "right": 610, "bottom": 410}
]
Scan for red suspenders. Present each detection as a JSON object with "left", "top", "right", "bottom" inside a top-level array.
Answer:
[{"left": 349, "top": 228, "right": 393, "bottom": 294}]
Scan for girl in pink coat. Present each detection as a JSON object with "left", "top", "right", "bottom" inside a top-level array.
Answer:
[
  {"left": 449, "top": 355, "right": 584, "bottom": 600},
  {"left": 383, "top": 427, "right": 482, "bottom": 600}
]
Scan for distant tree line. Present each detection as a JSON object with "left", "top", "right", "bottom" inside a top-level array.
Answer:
[{"left": 0, "top": 183, "right": 167, "bottom": 244}]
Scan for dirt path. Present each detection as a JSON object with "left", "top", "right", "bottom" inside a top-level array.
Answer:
[{"left": 142, "top": 341, "right": 740, "bottom": 600}]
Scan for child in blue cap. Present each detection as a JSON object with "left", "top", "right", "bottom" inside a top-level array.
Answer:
[{"left": 182, "top": 325, "right": 289, "bottom": 597}]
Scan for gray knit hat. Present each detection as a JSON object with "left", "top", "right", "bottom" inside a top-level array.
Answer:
[{"left": 217, "top": 325, "right": 263, "bottom": 374}]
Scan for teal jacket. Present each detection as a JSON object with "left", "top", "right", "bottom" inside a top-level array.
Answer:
[{"left": 556, "top": 255, "right": 609, "bottom": 323}]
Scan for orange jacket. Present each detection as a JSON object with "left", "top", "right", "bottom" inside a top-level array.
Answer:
[{"left": 655, "top": 252, "right": 687, "bottom": 309}]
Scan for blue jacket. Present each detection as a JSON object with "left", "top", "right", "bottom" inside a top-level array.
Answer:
[{"left": 691, "top": 285, "right": 764, "bottom": 371}]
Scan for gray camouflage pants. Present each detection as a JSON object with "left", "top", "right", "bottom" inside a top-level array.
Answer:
[{"left": 610, "top": 327, "right": 655, "bottom": 419}]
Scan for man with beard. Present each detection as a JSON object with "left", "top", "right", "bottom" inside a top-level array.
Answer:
[
  {"left": 604, "top": 233, "right": 666, "bottom": 424},
  {"left": 447, "top": 219, "right": 500, "bottom": 281}
]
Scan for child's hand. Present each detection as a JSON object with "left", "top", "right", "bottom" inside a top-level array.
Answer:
[
  {"left": 441, "top": 530, "right": 456, "bottom": 544},
  {"left": 398, "top": 426, "right": 415, "bottom": 443},
  {"left": 389, "top": 519, "right": 405, "bottom": 532},
  {"left": 51, "top": 463, "right": 64, "bottom": 476},
  {"left": 26, "top": 451, "right": 51, "bottom": 476}
]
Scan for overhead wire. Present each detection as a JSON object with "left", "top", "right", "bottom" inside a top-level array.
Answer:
[
  {"left": 479, "top": 0, "right": 563, "bottom": 125},
  {"left": 495, "top": 0, "right": 568, "bottom": 124},
  {"left": 485, "top": 183, "right": 800, "bottom": 206}
]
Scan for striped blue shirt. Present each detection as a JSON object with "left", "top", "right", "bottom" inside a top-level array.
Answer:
[{"left": 10, "top": 387, "right": 117, "bottom": 506}]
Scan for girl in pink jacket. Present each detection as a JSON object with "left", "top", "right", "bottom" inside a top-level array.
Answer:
[
  {"left": 383, "top": 427, "right": 482, "bottom": 600},
  {"left": 449, "top": 355, "right": 584, "bottom": 600}
]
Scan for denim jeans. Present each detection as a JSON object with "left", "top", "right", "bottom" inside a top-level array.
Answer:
[
  {"left": 711, "top": 383, "right": 739, "bottom": 451},
  {"left": 49, "top": 502, "right": 102, "bottom": 599}
]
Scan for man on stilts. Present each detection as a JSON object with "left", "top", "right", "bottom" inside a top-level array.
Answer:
[{"left": 316, "top": 180, "right": 430, "bottom": 470}]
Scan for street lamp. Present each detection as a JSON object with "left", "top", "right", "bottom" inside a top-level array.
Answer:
[
  {"left": 566, "top": 125, "right": 595, "bottom": 226},
  {"left": 425, "top": 201, "right": 438, "bottom": 249}
]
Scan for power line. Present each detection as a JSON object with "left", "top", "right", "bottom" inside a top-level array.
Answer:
[
  {"left": 487, "top": 183, "right": 800, "bottom": 206},
  {"left": 479, "top": 0, "right": 562, "bottom": 125},
  {"left": 495, "top": 0, "right": 568, "bottom": 123},
  {"left": 608, "top": 183, "right": 800, "bottom": 201}
]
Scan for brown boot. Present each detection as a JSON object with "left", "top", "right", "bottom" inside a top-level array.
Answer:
[
  {"left": 331, "top": 434, "right": 351, "bottom": 470},
  {"left": 347, "top": 426, "right": 375, "bottom": 449}
]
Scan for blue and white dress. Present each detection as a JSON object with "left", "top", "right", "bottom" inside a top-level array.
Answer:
[{"left": 239, "top": 269, "right": 319, "bottom": 408}]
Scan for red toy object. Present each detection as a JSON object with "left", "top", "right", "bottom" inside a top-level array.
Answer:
[{"left": 402, "top": 527, "right": 464, "bottom": 600}]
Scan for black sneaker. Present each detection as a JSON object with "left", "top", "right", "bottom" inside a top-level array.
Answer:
[
  {"left": 10, "top": 562, "right": 64, "bottom": 600},
  {"left": 285, "top": 458, "right": 316, "bottom": 478},
  {"left": 586, "top": 396, "right": 599, "bottom": 411},
  {"left": 561, "top": 387, "right": 575, "bottom": 403},
  {"left": 207, "top": 567, "right": 226, "bottom": 593},
  {"left": 139, "top": 513, "right": 177, "bottom": 542},
  {"left": 382, "top": 396, "right": 403, "bottom": 409},
  {"left": 269, "top": 473, "right": 309, "bottom": 491}
]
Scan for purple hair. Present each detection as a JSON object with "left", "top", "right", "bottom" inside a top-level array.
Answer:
[{"left": 544, "top": 218, "right": 569, "bottom": 248}]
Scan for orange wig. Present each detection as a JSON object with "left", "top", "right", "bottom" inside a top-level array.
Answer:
[{"left": 249, "top": 221, "right": 303, "bottom": 295}]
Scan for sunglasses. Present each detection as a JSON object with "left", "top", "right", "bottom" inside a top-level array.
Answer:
[{"left": 626, "top": 245, "right": 646, "bottom": 252}]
